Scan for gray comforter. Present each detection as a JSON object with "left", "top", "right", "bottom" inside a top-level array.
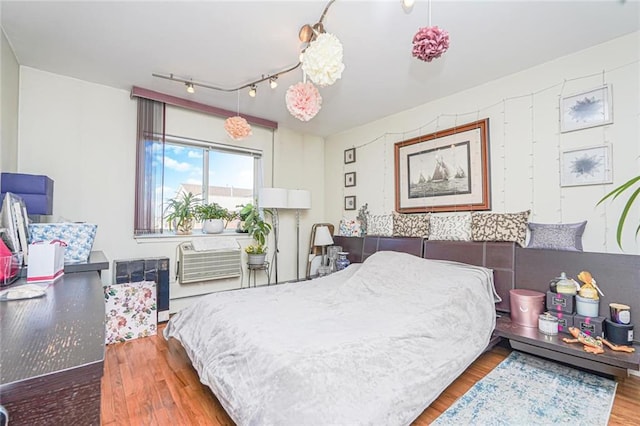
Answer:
[{"left": 164, "top": 250, "right": 498, "bottom": 425}]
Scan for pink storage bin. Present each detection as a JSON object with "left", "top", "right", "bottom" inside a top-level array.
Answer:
[{"left": 510, "top": 289, "right": 545, "bottom": 327}]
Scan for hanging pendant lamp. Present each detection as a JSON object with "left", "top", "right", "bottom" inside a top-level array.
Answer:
[
  {"left": 286, "top": 72, "right": 323, "bottom": 122},
  {"left": 412, "top": 0, "right": 450, "bottom": 62},
  {"left": 225, "top": 91, "right": 253, "bottom": 140}
]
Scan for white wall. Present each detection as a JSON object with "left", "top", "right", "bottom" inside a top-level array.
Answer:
[
  {"left": 325, "top": 32, "right": 640, "bottom": 254},
  {"left": 15, "top": 31, "right": 640, "bottom": 315},
  {"left": 1, "top": 29, "right": 19, "bottom": 172},
  {"left": 17, "top": 67, "right": 324, "bottom": 311}
]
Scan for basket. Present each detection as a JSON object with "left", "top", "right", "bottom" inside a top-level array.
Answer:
[
  {"left": 28, "top": 223, "right": 97, "bottom": 263},
  {"left": 1, "top": 253, "right": 21, "bottom": 286}
]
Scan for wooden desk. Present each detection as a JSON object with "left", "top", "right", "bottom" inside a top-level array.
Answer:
[{"left": 0, "top": 272, "right": 105, "bottom": 425}]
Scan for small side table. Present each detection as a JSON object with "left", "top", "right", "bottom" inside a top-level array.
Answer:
[{"left": 247, "top": 262, "right": 270, "bottom": 288}]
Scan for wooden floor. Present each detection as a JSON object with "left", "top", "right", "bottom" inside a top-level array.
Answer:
[{"left": 102, "top": 324, "right": 640, "bottom": 425}]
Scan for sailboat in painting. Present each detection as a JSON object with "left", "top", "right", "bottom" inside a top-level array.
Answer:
[
  {"left": 431, "top": 157, "right": 450, "bottom": 182},
  {"left": 409, "top": 154, "right": 470, "bottom": 199}
]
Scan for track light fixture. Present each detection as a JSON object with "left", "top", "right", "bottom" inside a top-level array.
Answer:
[
  {"left": 298, "top": 0, "right": 335, "bottom": 43},
  {"left": 152, "top": 0, "right": 337, "bottom": 99},
  {"left": 153, "top": 66, "right": 298, "bottom": 95}
]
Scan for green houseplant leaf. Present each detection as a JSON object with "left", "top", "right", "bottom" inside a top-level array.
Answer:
[
  {"left": 164, "top": 191, "right": 201, "bottom": 234},
  {"left": 597, "top": 175, "right": 640, "bottom": 248},
  {"left": 195, "top": 202, "right": 232, "bottom": 222},
  {"left": 238, "top": 203, "right": 272, "bottom": 253}
]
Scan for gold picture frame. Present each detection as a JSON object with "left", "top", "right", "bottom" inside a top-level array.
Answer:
[{"left": 394, "top": 119, "right": 491, "bottom": 213}]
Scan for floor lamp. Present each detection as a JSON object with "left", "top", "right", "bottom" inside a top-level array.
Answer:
[
  {"left": 258, "top": 187, "right": 288, "bottom": 283},
  {"left": 287, "top": 189, "right": 311, "bottom": 281}
]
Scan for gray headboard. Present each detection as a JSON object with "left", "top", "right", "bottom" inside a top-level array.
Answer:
[
  {"left": 333, "top": 236, "right": 640, "bottom": 338},
  {"left": 332, "top": 236, "right": 515, "bottom": 312},
  {"left": 422, "top": 240, "right": 515, "bottom": 312}
]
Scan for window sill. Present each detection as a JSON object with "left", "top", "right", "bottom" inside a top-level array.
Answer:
[{"left": 134, "top": 230, "right": 251, "bottom": 243}]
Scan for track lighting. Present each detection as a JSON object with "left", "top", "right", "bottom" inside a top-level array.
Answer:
[
  {"left": 152, "top": 0, "right": 338, "bottom": 98},
  {"left": 299, "top": 0, "right": 335, "bottom": 42}
]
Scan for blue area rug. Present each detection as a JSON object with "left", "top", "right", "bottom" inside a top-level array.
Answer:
[{"left": 432, "top": 351, "right": 617, "bottom": 426}]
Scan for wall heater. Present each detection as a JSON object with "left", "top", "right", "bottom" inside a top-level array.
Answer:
[{"left": 113, "top": 257, "right": 170, "bottom": 322}]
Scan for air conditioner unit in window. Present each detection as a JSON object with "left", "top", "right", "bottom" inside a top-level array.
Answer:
[{"left": 178, "top": 239, "right": 241, "bottom": 284}]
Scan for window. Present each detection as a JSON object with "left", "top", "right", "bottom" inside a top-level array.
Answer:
[
  {"left": 164, "top": 138, "right": 259, "bottom": 232},
  {"left": 134, "top": 98, "right": 263, "bottom": 236},
  {"left": 136, "top": 134, "right": 261, "bottom": 236}
]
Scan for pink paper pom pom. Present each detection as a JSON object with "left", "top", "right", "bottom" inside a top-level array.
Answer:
[
  {"left": 285, "top": 82, "right": 323, "bottom": 121},
  {"left": 224, "top": 116, "right": 252, "bottom": 140},
  {"left": 412, "top": 26, "right": 450, "bottom": 62}
]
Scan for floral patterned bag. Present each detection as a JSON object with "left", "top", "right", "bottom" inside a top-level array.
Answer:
[{"left": 104, "top": 281, "right": 157, "bottom": 344}]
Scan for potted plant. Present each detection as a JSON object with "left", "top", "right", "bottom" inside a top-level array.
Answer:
[
  {"left": 235, "top": 203, "right": 253, "bottom": 233},
  {"left": 196, "top": 202, "right": 231, "bottom": 234},
  {"left": 240, "top": 203, "right": 272, "bottom": 265},
  {"left": 164, "top": 192, "right": 200, "bottom": 235},
  {"left": 245, "top": 244, "right": 268, "bottom": 265}
]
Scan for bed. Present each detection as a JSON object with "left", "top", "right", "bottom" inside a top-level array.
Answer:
[{"left": 164, "top": 250, "right": 500, "bottom": 425}]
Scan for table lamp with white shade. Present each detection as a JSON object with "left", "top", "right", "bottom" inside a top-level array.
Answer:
[
  {"left": 314, "top": 225, "right": 334, "bottom": 277},
  {"left": 258, "top": 187, "right": 288, "bottom": 283},
  {"left": 287, "top": 189, "right": 311, "bottom": 281}
]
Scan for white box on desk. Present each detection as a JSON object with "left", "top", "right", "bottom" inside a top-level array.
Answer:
[{"left": 104, "top": 280, "right": 157, "bottom": 344}]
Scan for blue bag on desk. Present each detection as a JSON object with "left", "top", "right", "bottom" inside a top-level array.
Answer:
[{"left": 28, "top": 223, "right": 97, "bottom": 263}]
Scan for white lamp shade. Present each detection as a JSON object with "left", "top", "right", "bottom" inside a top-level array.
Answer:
[
  {"left": 287, "top": 189, "right": 311, "bottom": 209},
  {"left": 314, "top": 226, "right": 334, "bottom": 246},
  {"left": 259, "top": 187, "right": 288, "bottom": 208}
]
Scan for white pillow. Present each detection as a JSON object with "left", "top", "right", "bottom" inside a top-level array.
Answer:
[
  {"left": 429, "top": 213, "right": 472, "bottom": 241},
  {"left": 366, "top": 214, "right": 393, "bottom": 236},
  {"left": 339, "top": 218, "right": 362, "bottom": 237}
]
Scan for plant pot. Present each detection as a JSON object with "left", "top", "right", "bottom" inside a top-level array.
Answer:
[
  {"left": 175, "top": 218, "right": 194, "bottom": 235},
  {"left": 203, "top": 219, "right": 224, "bottom": 234},
  {"left": 247, "top": 253, "right": 267, "bottom": 266}
]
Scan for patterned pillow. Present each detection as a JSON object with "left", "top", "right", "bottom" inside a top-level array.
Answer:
[
  {"left": 366, "top": 214, "right": 393, "bottom": 236},
  {"left": 471, "top": 210, "right": 530, "bottom": 247},
  {"left": 339, "top": 218, "right": 362, "bottom": 237},
  {"left": 429, "top": 213, "right": 472, "bottom": 241},
  {"left": 392, "top": 212, "right": 430, "bottom": 238},
  {"left": 527, "top": 221, "right": 587, "bottom": 252}
]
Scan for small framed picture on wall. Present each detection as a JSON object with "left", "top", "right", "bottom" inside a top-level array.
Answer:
[
  {"left": 344, "top": 147, "right": 356, "bottom": 164},
  {"left": 560, "top": 85, "right": 613, "bottom": 133},
  {"left": 560, "top": 144, "right": 613, "bottom": 187},
  {"left": 345, "top": 172, "right": 356, "bottom": 187},
  {"left": 344, "top": 195, "right": 356, "bottom": 210}
]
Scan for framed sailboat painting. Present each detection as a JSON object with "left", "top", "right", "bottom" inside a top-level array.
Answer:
[{"left": 394, "top": 119, "right": 491, "bottom": 213}]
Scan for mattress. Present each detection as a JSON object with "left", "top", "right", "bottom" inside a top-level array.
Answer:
[{"left": 164, "top": 250, "right": 498, "bottom": 425}]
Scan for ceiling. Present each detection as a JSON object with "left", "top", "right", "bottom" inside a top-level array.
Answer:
[{"left": 2, "top": 1, "right": 639, "bottom": 137}]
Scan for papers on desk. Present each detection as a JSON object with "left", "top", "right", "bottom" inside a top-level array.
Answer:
[
  {"left": 0, "top": 192, "right": 29, "bottom": 266},
  {"left": 0, "top": 283, "right": 48, "bottom": 301}
]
